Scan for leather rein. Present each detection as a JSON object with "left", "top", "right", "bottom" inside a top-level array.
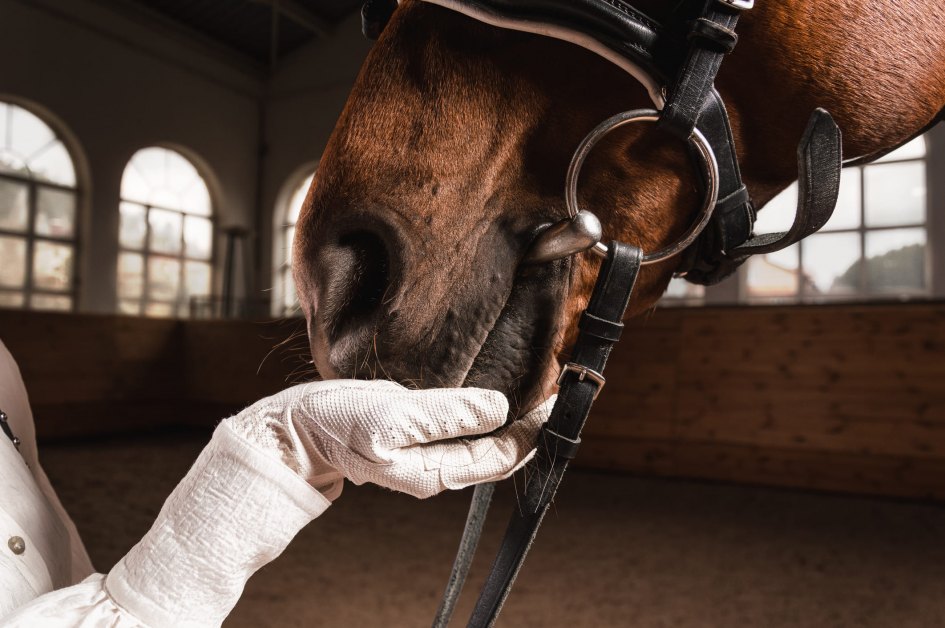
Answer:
[{"left": 360, "top": 1, "right": 843, "bottom": 625}]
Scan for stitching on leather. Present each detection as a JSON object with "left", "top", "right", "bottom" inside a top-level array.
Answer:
[{"left": 599, "top": 0, "right": 661, "bottom": 31}]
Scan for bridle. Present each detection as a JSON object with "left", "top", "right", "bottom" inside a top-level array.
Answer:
[{"left": 360, "top": 1, "right": 843, "bottom": 625}]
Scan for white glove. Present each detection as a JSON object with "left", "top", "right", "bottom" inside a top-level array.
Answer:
[
  {"left": 227, "top": 379, "right": 554, "bottom": 499},
  {"left": 3, "top": 383, "right": 553, "bottom": 628}
]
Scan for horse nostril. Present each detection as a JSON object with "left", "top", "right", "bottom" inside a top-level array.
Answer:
[{"left": 323, "top": 229, "right": 391, "bottom": 342}]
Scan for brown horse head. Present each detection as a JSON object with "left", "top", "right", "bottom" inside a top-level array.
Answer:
[{"left": 295, "top": 0, "right": 945, "bottom": 414}]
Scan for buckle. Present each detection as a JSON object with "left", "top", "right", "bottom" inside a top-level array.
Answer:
[
  {"left": 556, "top": 363, "right": 606, "bottom": 399},
  {"left": 718, "top": 0, "right": 754, "bottom": 9}
]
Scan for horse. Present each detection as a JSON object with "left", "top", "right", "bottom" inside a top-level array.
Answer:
[{"left": 293, "top": 0, "right": 945, "bottom": 417}]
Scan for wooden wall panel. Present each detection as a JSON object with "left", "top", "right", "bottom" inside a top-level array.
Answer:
[
  {"left": 4, "top": 304, "right": 945, "bottom": 499},
  {"left": 581, "top": 303, "right": 945, "bottom": 499},
  {"left": 0, "top": 311, "right": 297, "bottom": 438}
]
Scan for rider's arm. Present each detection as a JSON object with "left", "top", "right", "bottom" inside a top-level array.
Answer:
[{"left": 2, "top": 381, "right": 551, "bottom": 628}]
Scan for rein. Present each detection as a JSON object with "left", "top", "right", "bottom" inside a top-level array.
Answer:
[{"left": 361, "top": 1, "right": 843, "bottom": 625}]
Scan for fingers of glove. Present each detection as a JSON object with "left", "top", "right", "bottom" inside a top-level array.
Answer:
[
  {"left": 520, "top": 394, "right": 557, "bottom": 426},
  {"left": 403, "top": 417, "right": 547, "bottom": 490},
  {"left": 305, "top": 386, "right": 510, "bottom": 456}
]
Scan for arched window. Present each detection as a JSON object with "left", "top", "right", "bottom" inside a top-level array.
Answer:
[
  {"left": 0, "top": 101, "right": 79, "bottom": 311},
  {"left": 275, "top": 171, "right": 313, "bottom": 317},
  {"left": 118, "top": 147, "right": 214, "bottom": 317}
]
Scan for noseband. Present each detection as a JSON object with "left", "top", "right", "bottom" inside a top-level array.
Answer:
[{"left": 361, "top": 1, "right": 844, "bottom": 625}]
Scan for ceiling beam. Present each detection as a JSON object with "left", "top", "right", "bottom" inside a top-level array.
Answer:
[{"left": 249, "top": 0, "right": 332, "bottom": 37}]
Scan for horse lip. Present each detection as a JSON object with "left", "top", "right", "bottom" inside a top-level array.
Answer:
[{"left": 460, "top": 254, "right": 569, "bottom": 418}]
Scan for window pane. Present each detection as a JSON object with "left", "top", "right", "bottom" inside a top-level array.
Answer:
[
  {"left": 283, "top": 270, "right": 298, "bottom": 314},
  {"left": 0, "top": 236, "right": 27, "bottom": 287},
  {"left": 802, "top": 232, "right": 861, "bottom": 296},
  {"left": 147, "top": 257, "right": 180, "bottom": 301},
  {"left": 284, "top": 225, "right": 295, "bottom": 266},
  {"left": 30, "top": 293, "right": 72, "bottom": 311},
  {"left": 864, "top": 162, "right": 925, "bottom": 227},
  {"left": 10, "top": 105, "right": 55, "bottom": 160},
  {"left": 662, "top": 277, "right": 704, "bottom": 301},
  {"left": 876, "top": 137, "right": 926, "bottom": 163},
  {"left": 0, "top": 178, "right": 29, "bottom": 232},
  {"left": 118, "top": 299, "right": 141, "bottom": 315},
  {"left": 754, "top": 184, "right": 797, "bottom": 234},
  {"left": 121, "top": 165, "right": 150, "bottom": 205},
  {"left": 145, "top": 302, "right": 174, "bottom": 318},
  {"left": 28, "top": 142, "right": 76, "bottom": 187},
  {"left": 36, "top": 187, "right": 76, "bottom": 238},
  {"left": 119, "top": 202, "right": 147, "bottom": 249},
  {"left": 745, "top": 245, "right": 799, "bottom": 299},
  {"left": 865, "top": 228, "right": 927, "bottom": 294},
  {"left": 180, "top": 183, "right": 211, "bottom": 216},
  {"left": 0, "top": 149, "right": 27, "bottom": 176},
  {"left": 0, "top": 291, "right": 24, "bottom": 308},
  {"left": 118, "top": 252, "right": 144, "bottom": 299},
  {"left": 287, "top": 175, "right": 314, "bottom": 225},
  {"left": 149, "top": 209, "right": 182, "bottom": 254},
  {"left": 123, "top": 147, "right": 211, "bottom": 215},
  {"left": 184, "top": 261, "right": 211, "bottom": 299},
  {"left": 822, "top": 168, "right": 861, "bottom": 231},
  {"left": 32, "top": 241, "right": 73, "bottom": 291},
  {"left": 184, "top": 216, "right": 212, "bottom": 260}
]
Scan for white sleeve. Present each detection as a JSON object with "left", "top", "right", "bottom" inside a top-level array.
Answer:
[{"left": 2, "top": 423, "right": 329, "bottom": 628}]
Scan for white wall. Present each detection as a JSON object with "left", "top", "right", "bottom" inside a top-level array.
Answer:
[
  {"left": 258, "top": 13, "right": 372, "bottom": 303},
  {"left": 0, "top": 0, "right": 263, "bottom": 313}
]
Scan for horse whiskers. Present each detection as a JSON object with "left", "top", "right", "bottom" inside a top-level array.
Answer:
[{"left": 256, "top": 321, "right": 308, "bottom": 376}]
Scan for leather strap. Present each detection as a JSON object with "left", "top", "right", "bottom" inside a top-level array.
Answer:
[
  {"left": 466, "top": 242, "right": 643, "bottom": 628},
  {"left": 659, "top": 0, "right": 742, "bottom": 138},
  {"left": 683, "top": 108, "right": 842, "bottom": 283},
  {"left": 431, "top": 482, "right": 496, "bottom": 628}
]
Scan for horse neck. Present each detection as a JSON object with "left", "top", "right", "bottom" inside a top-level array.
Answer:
[{"left": 631, "top": 0, "right": 945, "bottom": 207}]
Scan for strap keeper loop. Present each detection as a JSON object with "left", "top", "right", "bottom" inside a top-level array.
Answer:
[
  {"left": 542, "top": 428, "right": 581, "bottom": 460},
  {"left": 688, "top": 18, "right": 739, "bottom": 53},
  {"left": 578, "top": 312, "right": 624, "bottom": 342}
]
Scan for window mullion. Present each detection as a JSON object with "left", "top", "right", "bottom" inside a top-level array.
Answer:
[
  {"left": 142, "top": 205, "right": 152, "bottom": 316},
  {"left": 23, "top": 180, "right": 37, "bottom": 306}
]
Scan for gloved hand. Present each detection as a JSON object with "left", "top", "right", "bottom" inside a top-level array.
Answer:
[
  {"left": 226, "top": 379, "right": 554, "bottom": 499},
  {"left": 3, "top": 382, "right": 553, "bottom": 628}
]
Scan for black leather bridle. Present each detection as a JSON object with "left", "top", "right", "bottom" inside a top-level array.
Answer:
[{"left": 360, "top": 1, "right": 843, "bottom": 625}]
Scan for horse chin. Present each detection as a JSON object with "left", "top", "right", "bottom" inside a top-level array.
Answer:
[{"left": 460, "top": 258, "right": 571, "bottom": 420}]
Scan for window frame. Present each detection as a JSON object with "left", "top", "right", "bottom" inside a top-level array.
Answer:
[
  {"left": 117, "top": 148, "right": 216, "bottom": 318},
  {"left": 741, "top": 144, "right": 930, "bottom": 304},
  {"left": 0, "top": 103, "right": 81, "bottom": 312},
  {"left": 273, "top": 167, "right": 316, "bottom": 319},
  {"left": 117, "top": 199, "right": 216, "bottom": 317},
  {"left": 660, "top": 133, "right": 935, "bottom": 308}
]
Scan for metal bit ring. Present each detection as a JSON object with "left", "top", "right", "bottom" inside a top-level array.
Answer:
[{"left": 565, "top": 108, "right": 720, "bottom": 264}]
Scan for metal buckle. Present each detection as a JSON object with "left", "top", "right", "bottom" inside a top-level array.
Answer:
[
  {"left": 556, "top": 363, "right": 606, "bottom": 399},
  {"left": 718, "top": 0, "right": 754, "bottom": 9}
]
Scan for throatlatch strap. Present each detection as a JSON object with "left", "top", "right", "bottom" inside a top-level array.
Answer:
[{"left": 466, "top": 242, "right": 643, "bottom": 628}]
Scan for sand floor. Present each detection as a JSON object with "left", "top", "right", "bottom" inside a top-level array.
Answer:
[{"left": 38, "top": 429, "right": 945, "bottom": 627}]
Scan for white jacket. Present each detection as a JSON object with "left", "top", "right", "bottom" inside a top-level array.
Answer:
[{"left": 0, "top": 340, "right": 94, "bottom": 617}]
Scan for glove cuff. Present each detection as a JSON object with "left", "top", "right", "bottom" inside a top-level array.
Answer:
[{"left": 105, "top": 422, "right": 330, "bottom": 628}]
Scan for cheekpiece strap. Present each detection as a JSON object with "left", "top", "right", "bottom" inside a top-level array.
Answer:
[{"left": 466, "top": 242, "right": 643, "bottom": 628}]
